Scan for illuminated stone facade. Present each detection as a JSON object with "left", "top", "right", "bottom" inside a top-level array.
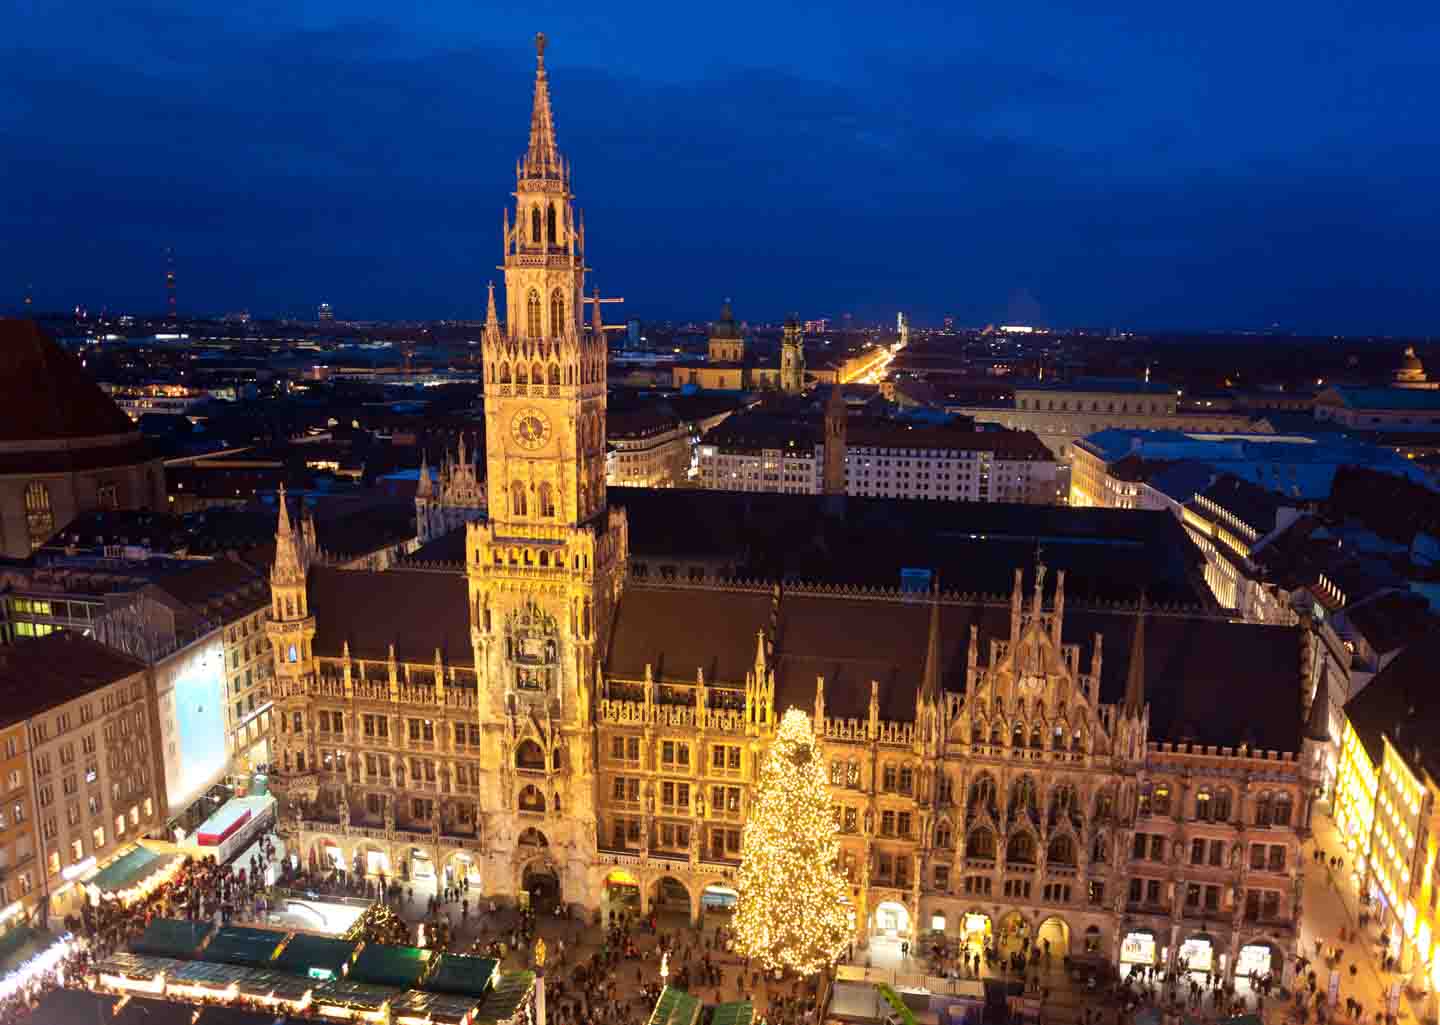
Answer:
[{"left": 264, "top": 37, "right": 1320, "bottom": 983}]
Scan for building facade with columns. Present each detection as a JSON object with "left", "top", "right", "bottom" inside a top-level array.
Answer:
[{"left": 263, "top": 35, "right": 1320, "bottom": 986}]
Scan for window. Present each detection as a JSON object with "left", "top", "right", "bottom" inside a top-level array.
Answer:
[
  {"left": 898, "top": 766, "right": 914, "bottom": 795},
  {"left": 882, "top": 765, "right": 897, "bottom": 791},
  {"left": 24, "top": 482, "right": 54, "bottom": 549},
  {"left": 526, "top": 289, "right": 543, "bottom": 338},
  {"left": 661, "top": 742, "right": 689, "bottom": 768},
  {"left": 897, "top": 812, "right": 912, "bottom": 838},
  {"left": 1152, "top": 785, "right": 1171, "bottom": 815},
  {"left": 881, "top": 810, "right": 896, "bottom": 836}
]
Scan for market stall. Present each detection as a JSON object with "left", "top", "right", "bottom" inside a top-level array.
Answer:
[
  {"left": 166, "top": 959, "right": 250, "bottom": 1001},
  {"left": 94, "top": 952, "right": 187, "bottom": 994},
  {"left": 270, "top": 932, "right": 359, "bottom": 980},
  {"left": 233, "top": 967, "right": 315, "bottom": 1011},
  {"left": 202, "top": 925, "right": 288, "bottom": 968},
  {"left": 424, "top": 953, "right": 500, "bottom": 997},
  {"left": 472, "top": 970, "right": 536, "bottom": 1025},
  {"left": 128, "top": 917, "right": 214, "bottom": 959},
  {"left": 86, "top": 845, "right": 186, "bottom": 907},
  {"left": 393, "top": 988, "right": 485, "bottom": 1025},
  {"left": 313, "top": 977, "right": 395, "bottom": 1022},
  {"left": 350, "top": 941, "right": 434, "bottom": 989}
]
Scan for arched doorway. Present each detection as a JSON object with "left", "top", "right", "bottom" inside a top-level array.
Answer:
[
  {"left": 1178, "top": 932, "right": 1217, "bottom": 976},
  {"left": 651, "top": 876, "right": 692, "bottom": 921},
  {"left": 522, "top": 861, "right": 561, "bottom": 912},
  {"left": 405, "top": 845, "right": 436, "bottom": 883},
  {"left": 996, "top": 910, "right": 1030, "bottom": 962},
  {"left": 960, "top": 911, "right": 993, "bottom": 960},
  {"left": 355, "top": 841, "right": 390, "bottom": 879},
  {"left": 1235, "top": 940, "right": 1283, "bottom": 994},
  {"left": 1037, "top": 916, "right": 1070, "bottom": 962},
  {"left": 313, "top": 838, "right": 343, "bottom": 872},
  {"left": 603, "top": 869, "right": 640, "bottom": 913},
  {"left": 1119, "top": 927, "right": 1159, "bottom": 980},
  {"left": 701, "top": 883, "right": 738, "bottom": 913},
  {"left": 444, "top": 851, "right": 480, "bottom": 891},
  {"left": 518, "top": 827, "right": 548, "bottom": 849},
  {"left": 873, "top": 900, "right": 910, "bottom": 939}
]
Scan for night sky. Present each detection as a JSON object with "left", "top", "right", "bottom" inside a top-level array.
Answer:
[{"left": 6, "top": 0, "right": 1439, "bottom": 332}]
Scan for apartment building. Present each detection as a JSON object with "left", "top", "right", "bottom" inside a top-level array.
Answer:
[{"left": 0, "top": 634, "right": 161, "bottom": 919}]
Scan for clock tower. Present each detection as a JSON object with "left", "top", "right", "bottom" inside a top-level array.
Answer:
[{"left": 467, "top": 34, "right": 626, "bottom": 901}]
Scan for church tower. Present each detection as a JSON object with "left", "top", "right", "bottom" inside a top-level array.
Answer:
[
  {"left": 266, "top": 485, "right": 318, "bottom": 783},
  {"left": 467, "top": 34, "right": 627, "bottom": 901},
  {"left": 780, "top": 314, "right": 806, "bottom": 394}
]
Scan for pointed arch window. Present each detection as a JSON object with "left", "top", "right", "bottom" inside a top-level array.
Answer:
[
  {"left": 516, "top": 364, "right": 528, "bottom": 385},
  {"left": 548, "top": 363, "right": 560, "bottom": 386},
  {"left": 499, "top": 362, "right": 511, "bottom": 383},
  {"left": 546, "top": 204, "right": 557, "bottom": 245},
  {"left": 530, "top": 207, "right": 542, "bottom": 246},
  {"left": 532, "top": 362, "right": 545, "bottom": 386},
  {"left": 526, "top": 289, "right": 542, "bottom": 338},
  {"left": 23, "top": 481, "right": 53, "bottom": 548},
  {"left": 538, "top": 482, "right": 556, "bottom": 518},
  {"left": 511, "top": 481, "right": 527, "bottom": 518},
  {"left": 550, "top": 289, "right": 565, "bottom": 337}
]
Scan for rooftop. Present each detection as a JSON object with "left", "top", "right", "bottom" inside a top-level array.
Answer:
[
  {"left": 0, "top": 319, "right": 138, "bottom": 442},
  {"left": 0, "top": 633, "right": 146, "bottom": 726}
]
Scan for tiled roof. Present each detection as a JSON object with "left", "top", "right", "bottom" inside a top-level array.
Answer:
[
  {"left": 309, "top": 566, "right": 471, "bottom": 665},
  {"left": 0, "top": 320, "right": 138, "bottom": 441},
  {"left": 0, "top": 633, "right": 146, "bottom": 725},
  {"left": 606, "top": 581, "right": 1304, "bottom": 750}
]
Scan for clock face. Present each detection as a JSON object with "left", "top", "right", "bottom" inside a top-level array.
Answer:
[{"left": 511, "top": 407, "right": 552, "bottom": 450}]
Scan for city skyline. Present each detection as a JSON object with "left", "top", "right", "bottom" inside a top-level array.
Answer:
[{"left": 6, "top": 1, "right": 1440, "bottom": 333}]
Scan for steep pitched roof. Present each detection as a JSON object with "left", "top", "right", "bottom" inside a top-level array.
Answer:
[
  {"left": 0, "top": 320, "right": 137, "bottom": 441},
  {"left": 308, "top": 567, "right": 472, "bottom": 665}
]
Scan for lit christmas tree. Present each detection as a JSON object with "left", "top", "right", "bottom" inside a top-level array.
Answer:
[{"left": 733, "top": 708, "right": 852, "bottom": 976}]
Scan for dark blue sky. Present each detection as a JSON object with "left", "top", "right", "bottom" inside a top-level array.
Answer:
[{"left": 6, "top": 0, "right": 1439, "bottom": 332}]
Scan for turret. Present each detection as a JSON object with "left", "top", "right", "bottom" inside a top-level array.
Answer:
[{"left": 918, "top": 580, "right": 944, "bottom": 745}]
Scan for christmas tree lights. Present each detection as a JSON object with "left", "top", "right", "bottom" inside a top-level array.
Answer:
[{"left": 732, "top": 708, "right": 852, "bottom": 976}]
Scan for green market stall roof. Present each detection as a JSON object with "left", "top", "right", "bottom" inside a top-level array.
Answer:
[
  {"left": 422, "top": 953, "right": 500, "bottom": 996},
  {"left": 712, "top": 1001, "right": 755, "bottom": 1025},
  {"left": 648, "top": 985, "right": 703, "bottom": 1025},
  {"left": 350, "top": 942, "right": 434, "bottom": 989},
  {"left": 129, "top": 918, "right": 214, "bottom": 959},
  {"left": 313, "top": 977, "right": 394, "bottom": 1013},
  {"left": 90, "top": 846, "right": 183, "bottom": 898},
  {"left": 271, "top": 933, "right": 358, "bottom": 978},
  {"left": 474, "top": 970, "right": 536, "bottom": 1024},
  {"left": 233, "top": 967, "right": 316, "bottom": 1005},
  {"left": 392, "top": 988, "right": 484, "bottom": 1024},
  {"left": 203, "top": 926, "right": 287, "bottom": 968}
]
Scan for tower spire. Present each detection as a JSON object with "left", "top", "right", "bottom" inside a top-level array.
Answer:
[
  {"left": 1124, "top": 591, "right": 1147, "bottom": 716},
  {"left": 416, "top": 451, "right": 432, "bottom": 499},
  {"left": 484, "top": 281, "right": 502, "bottom": 346},
  {"left": 920, "top": 577, "right": 943, "bottom": 706},
  {"left": 524, "top": 32, "right": 562, "bottom": 179},
  {"left": 276, "top": 482, "right": 293, "bottom": 536}
]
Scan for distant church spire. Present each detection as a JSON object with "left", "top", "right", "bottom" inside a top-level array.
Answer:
[
  {"left": 484, "top": 281, "right": 502, "bottom": 345},
  {"left": 416, "top": 451, "right": 433, "bottom": 499},
  {"left": 1124, "top": 592, "right": 1147, "bottom": 716},
  {"left": 524, "top": 33, "right": 562, "bottom": 179}
]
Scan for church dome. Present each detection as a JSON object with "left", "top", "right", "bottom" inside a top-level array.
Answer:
[
  {"left": 1395, "top": 345, "right": 1428, "bottom": 385},
  {"left": 710, "top": 299, "right": 742, "bottom": 340}
]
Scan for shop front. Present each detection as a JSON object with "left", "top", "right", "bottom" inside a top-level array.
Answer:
[{"left": 1120, "top": 929, "right": 1159, "bottom": 978}]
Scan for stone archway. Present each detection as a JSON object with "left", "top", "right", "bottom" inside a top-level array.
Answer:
[
  {"left": 352, "top": 840, "right": 391, "bottom": 879},
  {"left": 1235, "top": 938, "right": 1284, "bottom": 992},
  {"left": 650, "top": 875, "right": 693, "bottom": 922},
  {"left": 520, "top": 857, "right": 562, "bottom": 912},
  {"left": 996, "top": 909, "right": 1031, "bottom": 960},
  {"left": 310, "top": 835, "right": 344, "bottom": 874},
  {"left": 442, "top": 850, "right": 481, "bottom": 891},
  {"left": 1037, "top": 915, "right": 1071, "bottom": 961}
]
